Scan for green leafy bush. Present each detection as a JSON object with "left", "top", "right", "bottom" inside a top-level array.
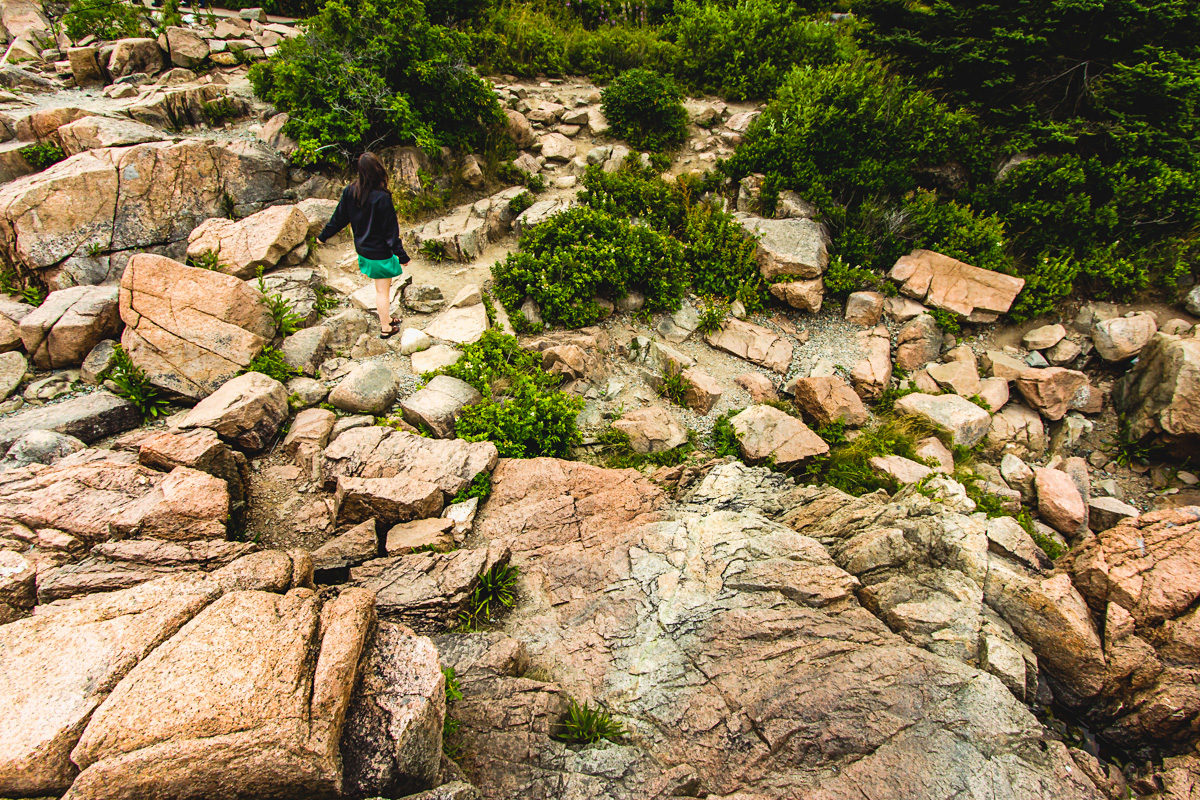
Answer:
[
  {"left": 433, "top": 330, "right": 584, "bottom": 458},
  {"left": 664, "top": 0, "right": 858, "bottom": 100},
  {"left": 804, "top": 417, "right": 937, "bottom": 495},
  {"left": 507, "top": 190, "right": 534, "bottom": 216},
  {"left": 0, "top": 267, "right": 45, "bottom": 306},
  {"left": 103, "top": 344, "right": 170, "bottom": 419},
  {"left": 187, "top": 251, "right": 225, "bottom": 272},
  {"left": 555, "top": 698, "right": 625, "bottom": 745},
  {"left": 601, "top": 68, "right": 688, "bottom": 151},
  {"left": 245, "top": 346, "right": 298, "bottom": 383},
  {"left": 62, "top": 0, "right": 147, "bottom": 42},
  {"left": 451, "top": 471, "right": 492, "bottom": 504},
  {"left": 928, "top": 308, "right": 961, "bottom": 335},
  {"left": 1008, "top": 253, "right": 1079, "bottom": 322},
  {"left": 491, "top": 205, "right": 686, "bottom": 328},
  {"left": 683, "top": 200, "right": 767, "bottom": 310},
  {"left": 709, "top": 409, "right": 742, "bottom": 457},
  {"left": 19, "top": 141, "right": 65, "bottom": 170},
  {"left": 694, "top": 296, "right": 728, "bottom": 335},
  {"left": 596, "top": 427, "right": 693, "bottom": 469},
  {"left": 579, "top": 158, "right": 687, "bottom": 233},
  {"left": 256, "top": 272, "right": 305, "bottom": 336},
  {"left": 250, "top": 0, "right": 505, "bottom": 165}
]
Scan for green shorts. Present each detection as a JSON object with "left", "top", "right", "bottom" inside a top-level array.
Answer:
[{"left": 357, "top": 254, "right": 405, "bottom": 279}]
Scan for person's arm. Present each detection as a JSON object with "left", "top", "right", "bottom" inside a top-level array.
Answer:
[
  {"left": 316, "top": 190, "right": 351, "bottom": 243},
  {"left": 383, "top": 193, "right": 410, "bottom": 264}
]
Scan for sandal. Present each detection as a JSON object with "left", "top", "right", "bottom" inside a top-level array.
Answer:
[{"left": 379, "top": 326, "right": 398, "bottom": 339}]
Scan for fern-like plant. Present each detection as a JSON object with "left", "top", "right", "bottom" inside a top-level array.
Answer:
[
  {"left": 102, "top": 344, "right": 170, "bottom": 419},
  {"left": 256, "top": 269, "right": 305, "bottom": 337},
  {"left": 245, "top": 346, "right": 297, "bottom": 383}
]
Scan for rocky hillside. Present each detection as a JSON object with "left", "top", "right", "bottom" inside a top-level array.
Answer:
[{"left": 0, "top": 2, "right": 1197, "bottom": 800}]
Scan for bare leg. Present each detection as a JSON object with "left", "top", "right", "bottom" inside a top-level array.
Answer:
[{"left": 375, "top": 278, "right": 392, "bottom": 331}]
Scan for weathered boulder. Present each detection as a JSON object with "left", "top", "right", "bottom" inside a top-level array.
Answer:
[
  {"left": 735, "top": 214, "right": 829, "bottom": 280},
  {"left": 329, "top": 362, "right": 400, "bottom": 415},
  {"left": 400, "top": 375, "right": 481, "bottom": 439},
  {"left": 0, "top": 140, "right": 288, "bottom": 276},
  {"left": 870, "top": 454, "right": 933, "bottom": 485},
  {"left": 134, "top": 427, "right": 247, "bottom": 507},
  {"left": 0, "top": 390, "right": 139, "bottom": 450},
  {"left": 1014, "top": 367, "right": 1101, "bottom": 421},
  {"left": 0, "top": 429, "right": 85, "bottom": 471},
  {"left": 64, "top": 588, "right": 373, "bottom": 800},
  {"left": 927, "top": 358, "right": 982, "bottom": 397},
  {"left": 705, "top": 318, "right": 792, "bottom": 373},
  {"left": 791, "top": 375, "right": 868, "bottom": 427},
  {"left": 323, "top": 426, "right": 496, "bottom": 498},
  {"left": 410, "top": 344, "right": 461, "bottom": 375},
  {"left": 895, "top": 393, "right": 992, "bottom": 447},
  {"left": 1035, "top": 467, "right": 1087, "bottom": 536},
  {"left": 850, "top": 324, "right": 892, "bottom": 400},
  {"left": 163, "top": 25, "right": 209, "bottom": 67},
  {"left": 119, "top": 254, "right": 274, "bottom": 401},
  {"left": 504, "top": 109, "right": 535, "bottom": 148},
  {"left": 341, "top": 621, "right": 445, "bottom": 797},
  {"left": 729, "top": 404, "right": 828, "bottom": 466},
  {"left": 1092, "top": 312, "right": 1157, "bottom": 362},
  {"left": 311, "top": 518, "right": 377, "bottom": 573},
  {"left": 186, "top": 205, "right": 308, "bottom": 279},
  {"left": 1087, "top": 496, "right": 1139, "bottom": 532},
  {"left": 18, "top": 285, "right": 119, "bottom": 369},
  {"left": 349, "top": 542, "right": 509, "bottom": 630},
  {"left": 769, "top": 277, "right": 824, "bottom": 312},
  {"left": 107, "top": 38, "right": 164, "bottom": 77},
  {"left": 424, "top": 303, "right": 488, "bottom": 345},
  {"left": 612, "top": 406, "right": 687, "bottom": 454},
  {"left": 735, "top": 372, "right": 777, "bottom": 403},
  {"left": 889, "top": 250, "right": 1025, "bottom": 322},
  {"left": 895, "top": 313, "right": 942, "bottom": 371},
  {"left": 179, "top": 371, "right": 288, "bottom": 453},
  {"left": 280, "top": 324, "right": 328, "bottom": 376},
  {"left": 56, "top": 117, "right": 164, "bottom": 157},
  {"left": 1023, "top": 324, "right": 1067, "bottom": 351},
  {"left": 844, "top": 290, "right": 884, "bottom": 326},
  {"left": 984, "top": 403, "right": 1048, "bottom": 459},
  {"left": 1112, "top": 333, "right": 1200, "bottom": 447}
]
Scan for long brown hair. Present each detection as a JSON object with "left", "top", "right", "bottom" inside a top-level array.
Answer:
[{"left": 349, "top": 152, "right": 388, "bottom": 206}]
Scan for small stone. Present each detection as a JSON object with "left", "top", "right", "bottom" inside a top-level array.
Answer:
[
  {"left": 844, "top": 291, "right": 884, "bottom": 326},
  {"left": 870, "top": 454, "right": 933, "bottom": 485},
  {"left": 729, "top": 405, "right": 828, "bottom": 467},
  {"left": 1087, "top": 496, "right": 1139, "bottom": 532},
  {"left": 329, "top": 362, "right": 400, "bottom": 415},
  {"left": 1022, "top": 324, "right": 1066, "bottom": 350},
  {"left": 914, "top": 436, "right": 953, "bottom": 474},
  {"left": 399, "top": 328, "right": 432, "bottom": 355},
  {"left": 1034, "top": 467, "right": 1087, "bottom": 537},
  {"left": 735, "top": 373, "right": 777, "bottom": 403},
  {"left": 410, "top": 344, "right": 461, "bottom": 375}
]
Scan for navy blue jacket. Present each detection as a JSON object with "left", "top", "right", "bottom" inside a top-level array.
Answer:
[{"left": 318, "top": 185, "right": 410, "bottom": 262}]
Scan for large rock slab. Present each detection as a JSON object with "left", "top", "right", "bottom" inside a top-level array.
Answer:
[
  {"left": 400, "top": 374, "right": 481, "bottom": 439},
  {"left": 424, "top": 303, "right": 488, "bottom": 345},
  {"left": 889, "top": 249, "right": 1025, "bottom": 322},
  {"left": 0, "top": 390, "right": 139, "bottom": 450},
  {"left": 0, "top": 551, "right": 304, "bottom": 796},
  {"left": 1112, "top": 333, "right": 1200, "bottom": 447},
  {"left": 18, "top": 285, "right": 120, "bottom": 369},
  {"left": 895, "top": 392, "right": 992, "bottom": 447},
  {"left": 0, "top": 458, "right": 230, "bottom": 545},
  {"left": 322, "top": 426, "right": 497, "bottom": 498},
  {"left": 179, "top": 370, "right": 289, "bottom": 452},
  {"left": 464, "top": 458, "right": 1105, "bottom": 800},
  {"left": 119, "top": 254, "right": 274, "bottom": 401},
  {"left": 56, "top": 117, "right": 164, "bottom": 157},
  {"left": 65, "top": 588, "right": 374, "bottom": 800},
  {"left": 0, "top": 139, "right": 288, "bottom": 276},
  {"left": 612, "top": 406, "right": 687, "bottom": 454},
  {"left": 186, "top": 204, "right": 308, "bottom": 279},
  {"left": 705, "top": 318, "right": 792, "bottom": 373},
  {"left": 730, "top": 404, "right": 829, "bottom": 466},
  {"left": 336, "top": 475, "right": 443, "bottom": 526},
  {"left": 341, "top": 620, "right": 445, "bottom": 797}
]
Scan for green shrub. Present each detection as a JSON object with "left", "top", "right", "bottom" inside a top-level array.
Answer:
[
  {"left": 695, "top": 296, "right": 728, "bottom": 335},
  {"left": 683, "top": 200, "right": 767, "bottom": 310},
  {"left": 492, "top": 205, "right": 686, "bottom": 328},
  {"left": 433, "top": 330, "right": 584, "bottom": 459},
  {"left": 187, "top": 250, "right": 225, "bottom": 272},
  {"left": 1008, "top": 253, "right": 1079, "bottom": 322},
  {"left": 507, "top": 190, "right": 534, "bottom": 216},
  {"left": 596, "top": 427, "right": 694, "bottom": 469},
  {"left": 928, "top": 308, "right": 961, "bottom": 335},
  {"left": 823, "top": 255, "right": 883, "bottom": 299},
  {"left": 200, "top": 97, "right": 238, "bottom": 126},
  {"left": 250, "top": 0, "right": 505, "bottom": 166},
  {"left": 442, "top": 665, "right": 463, "bottom": 702},
  {"left": 256, "top": 271, "right": 305, "bottom": 337},
  {"left": 245, "top": 346, "right": 297, "bottom": 383},
  {"left": 555, "top": 698, "right": 625, "bottom": 745},
  {"left": 663, "top": 0, "right": 858, "bottom": 100},
  {"left": 0, "top": 267, "right": 45, "bottom": 306},
  {"left": 62, "top": 0, "right": 147, "bottom": 42},
  {"left": 102, "top": 344, "right": 170, "bottom": 419},
  {"left": 579, "top": 158, "right": 687, "bottom": 233},
  {"left": 313, "top": 284, "right": 339, "bottom": 317},
  {"left": 419, "top": 239, "right": 450, "bottom": 263},
  {"left": 469, "top": 5, "right": 568, "bottom": 77},
  {"left": 709, "top": 409, "right": 742, "bottom": 457},
  {"left": 601, "top": 68, "right": 688, "bottom": 151},
  {"left": 451, "top": 471, "right": 492, "bottom": 504},
  {"left": 658, "top": 368, "right": 688, "bottom": 406},
  {"left": 804, "top": 417, "right": 937, "bottom": 495},
  {"left": 20, "top": 141, "right": 65, "bottom": 170}
]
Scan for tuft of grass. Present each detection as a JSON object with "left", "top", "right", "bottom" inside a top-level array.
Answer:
[
  {"left": 0, "top": 266, "right": 45, "bottom": 305},
  {"left": 102, "top": 343, "right": 170, "bottom": 419},
  {"left": 313, "top": 283, "right": 339, "bottom": 317},
  {"left": 1017, "top": 509, "right": 1065, "bottom": 560},
  {"left": 442, "top": 665, "right": 463, "bottom": 702},
  {"left": 555, "top": 698, "right": 625, "bottom": 745},
  {"left": 1106, "top": 424, "right": 1155, "bottom": 468},
  {"left": 709, "top": 409, "right": 742, "bottom": 458},
  {"left": 457, "top": 562, "right": 518, "bottom": 630},
  {"left": 804, "top": 416, "right": 940, "bottom": 495},
  {"left": 657, "top": 368, "right": 688, "bottom": 406},
  {"left": 420, "top": 239, "right": 450, "bottom": 263},
  {"left": 596, "top": 427, "right": 694, "bottom": 470},
  {"left": 200, "top": 97, "right": 238, "bottom": 126}
]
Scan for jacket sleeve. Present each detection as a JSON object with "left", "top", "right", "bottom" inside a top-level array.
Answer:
[
  {"left": 383, "top": 193, "right": 410, "bottom": 262},
  {"left": 316, "top": 190, "right": 351, "bottom": 243}
]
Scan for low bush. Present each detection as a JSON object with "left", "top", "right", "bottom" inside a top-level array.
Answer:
[
  {"left": 664, "top": 0, "right": 858, "bottom": 100},
  {"left": 491, "top": 205, "right": 686, "bottom": 328},
  {"left": 249, "top": 0, "right": 505, "bottom": 165},
  {"left": 256, "top": 271, "right": 305, "bottom": 337},
  {"left": 103, "top": 344, "right": 170, "bottom": 419},
  {"left": 20, "top": 141, "right": 65, "bottom": 170},
  {"left": 62, "top": 0, "right": 147, "bottom": 42},
  {"left": 803, "top": 416, "right": 938, "bottom": 495},
  {"left": 596, "top": 427, "right": 693, "bottom": 469},
  {"left": 432, "top": 330, "right": 583, "bottom": 458},
  {"left": 507, "top": 189, "right": 534, "bottom": 216},
  {"left": 245, "top": 346, "right": 297, "bottom": 383},
  {"left": 451, "top": 471, "right": 492, "bottom": 504},
  {"left": 601, "top": 68, "right": 689, "bottom": 151},
  {"left": 709, "top": 409, "right": 742, "bottom": 457}
]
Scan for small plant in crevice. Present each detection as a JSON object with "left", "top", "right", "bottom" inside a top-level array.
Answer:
[
  {"left": 102, "top": 343, "right": 170, "bottom": 419},
  {"left": 200, "top": 97, "right": 239, "bottom": 126},
  {"left": 187, "top": 250, "right": 225, "bottom": 272},
  {"left": 457, "top": 562, "right": 518, "bottom": 630},
  {"left": 554, "top": 698, "right": 626, "bottom": 745},
  {"left": 451, "top": 471, "right": 492, "bottom": 504},
  {"left": 507, "top": 189, "right": 534, "bottom": 217},
  {"left": 657, "top": 368, "right": 688, "bottom": 406},
  {"left": 596, "top": 427, "right": 694, "bottom": 470},
  {"left": 256, "top": 269, "right": 306, "bottom": 337},
  {"left": 966, "top": 394, "right": 991, "bottom": 411},
  {"left": 803, "top": 416, "right": 940, "bottom": 496},
  {"left": 245, "top": 346, "right": 298, "bottom": 383},
  {"left": 694, "top": 296, "right": 728, "bottom": 335},
  {"left": 1106, "top": 424, "right": 1155, "bottom": 468},
  {"left": 420, "top": 239, "right": 450, "bottom": 263},
  {"left": 928, "top": 307, "right": 963, "bottom": 335},
  {"left": 709, "top": 409, "right": 743, "bottom": 458},
  {"left": 0, "top": 266, "right": 45, "bottom": 306},
  {"left": 20, "top": 141, "right": 66, "bottom": 170},
  {"left": 1017, "top": 509, "right": 1065, "bottom": 560},
  {"left": 220, "top": 192, "right": 237, "bottom": 220},
  {"left": 312, "top": 283, "right": 339, "bottom": 317}
]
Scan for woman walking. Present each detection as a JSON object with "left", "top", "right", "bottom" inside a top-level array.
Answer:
[{"left": 317, "top": 153, "right": 411, "bottom": 338}]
